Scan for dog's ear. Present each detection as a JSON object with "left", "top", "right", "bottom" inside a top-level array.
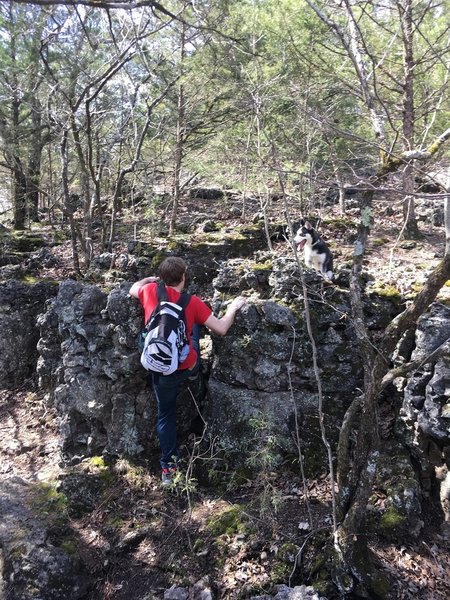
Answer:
[
  {"left": 300, "top": 218, "right": 305, "bottom": 226},
  {"left": 304, "top": 220, "right": 313, "bottom": 230}
]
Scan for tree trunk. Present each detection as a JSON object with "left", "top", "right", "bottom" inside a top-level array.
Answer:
[
  {"left": 169, "top": 24, "right": 186, "bottom": 237},
  {"left": 27, "top": 90, "right": 43, "bottom": 223},
  {"left": 12, "top": 166, "right": 27, "bottom": 231},
  {"left": 399, "top": 0, "right": 421, "bottom": 239},
  {"left": 70, "top": 115, "right": 91, "bottom": 265},
  {"left": 61, "top": 130, "right": 80, "bottom": 274},
  {"left": 446, "top": 172, "right": 450, "bottom": 255},
  {"left": 11, "top": 48, "right": 26, "bottom": 230}
]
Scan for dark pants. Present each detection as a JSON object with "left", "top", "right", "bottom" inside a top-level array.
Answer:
[{"left": 150, "top": 325, "right": 201, "bottom": 470}]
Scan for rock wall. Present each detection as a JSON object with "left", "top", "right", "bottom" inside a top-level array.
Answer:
[
  {"left": 33, "top": 261, "right": 377, "bottom": 468},
  {"left": 207, "top": 257, "right": 400, "bottom": 471},
  {"left": 398, "top": 302, "right": 450, "bottom": 520},
  {"left": 0, "top": 280, "right": 57, "bottom": 387},
  {"left": 1, "top": 260, "right": 449, "bottom": 527},
  {"left": 0, "top": 263, "right": 402, "bottom": 468}
]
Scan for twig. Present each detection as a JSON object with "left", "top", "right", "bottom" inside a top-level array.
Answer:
[
  {"left": 388, "top": 195, "right": 412, "bottom": 281},
  {"left": 288, "top": 526, "right": 330, "bottom": 586},
  {"left": 288, "top": 325, "right": 314, "bottom": 529}
]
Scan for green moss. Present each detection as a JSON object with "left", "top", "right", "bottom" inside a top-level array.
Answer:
[
  {"left": 89, "top": 456, "right": 107, "bottom": 469},
  {"left": 31, "top": 482, "right": 69, "bottom": 524},
  {"left": 167, "top": 239, "right": 184, "bottom": 251},
  {"left": 312, "top": 573, "right": 334, "bottom": 597},
  {"left": 308, "top": 542, "right": 336, "bottom": 595},
  {"left": 248, "top": 261, "right": 273, "bottom": 271},
  {"left": 10, "top": 544, "right": 27, "bottom": 559},
  {"left": 372, "top": 238, "right": 389, "bottom": 247},
  {"left": 113, "top": 457, "right": 151, "bottom": 488},
  {"left": 61, "top": 539, "right": 78, "bottom": 557},
  {"left": 378, "top": 287, "right": 401, "bottom": 299},
  {"left": 379, "top": 506, "right": 405, "bottom": 530},
  {"left": 323, "top": 217, "right": 355, "bottom": 231},
  {"left": 386, "top": 477, "right": 418, "bottom": 495},
  {"left": 278, "top": 542, "right": 298, "bottom": 563},
  {"left": 53, "top": 230, "right": 68, "bottom": 244},
  {"left": 20, "top": 275, "right": 59, "bottom": 286},
  {"left": 193, "top": 538, "right": 204, "bottom": 552},
  {"left": 189, "top": 240, "right": 214, "bottom": 251},
  {"left": 409, "top": 281, "right": 424, "bottom": 293},
  {"left": 211, "top": 221, "right": 225, "bottom": 231},
  {"left": 270, "top": 561, "right": 290, "bottom": 582},
  {"left": 369, "top": 282, "right": 402, "bottom": 301},
  {"left": 207, "top": 505, "right": 247, "bottom": 537},
  {"left": 379, "top": 151, "right": 402, "bottom": 175},
  {"left": 11, "top": 231, "right": 46, "bottom": 252},
  {"left": 150, "top": 251, "right": 167, "bottom": 269},
  {"left": 21, "top": 275, "right": 40, "bottom": 284},
  {"left": 235, "top": 223, "right": 259, "bottom": 233},
  {"left": 107, "top": 516, "right": 125, "bottom": 530},
  {"left": 84, "top": 456, "right": 115, "bottom": 486},
  {"left": 427, "top": 139, "right": 443, "bottom": 155},
  {"left": 265, "top": 541, "right": 302, "bottom": 584}
]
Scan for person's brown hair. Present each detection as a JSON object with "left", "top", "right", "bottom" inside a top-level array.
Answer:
[{"left": 159, "top": 257, "right": 186, "bottom": 286}]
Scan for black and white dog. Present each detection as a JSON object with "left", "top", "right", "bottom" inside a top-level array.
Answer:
[{"left": 294, "top": 219, "right": 334, "bottom": 280}]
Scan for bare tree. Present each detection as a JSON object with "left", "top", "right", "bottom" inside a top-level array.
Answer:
[{"left": 107, "top": 76, "right": 179, "bottom": 249}]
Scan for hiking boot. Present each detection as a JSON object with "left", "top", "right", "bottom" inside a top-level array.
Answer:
[{"left": 161, "top": 466, "right": 177, "bottom": 486}]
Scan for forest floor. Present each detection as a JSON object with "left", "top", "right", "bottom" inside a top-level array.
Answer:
[{"left": 1, "top": 189, "right": 450, "bottom": 599}]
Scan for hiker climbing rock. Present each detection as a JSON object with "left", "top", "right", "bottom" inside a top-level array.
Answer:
[{"left": 130, "top": 256, "right": 246, "bottom": 485}]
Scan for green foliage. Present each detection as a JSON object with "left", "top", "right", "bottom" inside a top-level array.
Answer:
[
  {"left": 163, "top": 464, "right": 198, "bottom": 495},
  {"left": 1, "top": 0, "right": 449, "bottom": 233}
]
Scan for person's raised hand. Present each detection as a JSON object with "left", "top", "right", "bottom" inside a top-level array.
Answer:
[{"left": 230, "top": 296, "right": 247, "bottom": 311}]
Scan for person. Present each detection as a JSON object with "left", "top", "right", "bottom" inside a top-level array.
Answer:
[{"left": 129, "top": 256, "right": 246, "bottom": 485}]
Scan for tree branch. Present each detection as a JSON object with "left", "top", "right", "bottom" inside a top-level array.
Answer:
[
  {"left": 11, "top": 0, "right": 178, "bottom": 20},
  {"left": 380, "top": 336, "right": 450, "bottom": 391}
]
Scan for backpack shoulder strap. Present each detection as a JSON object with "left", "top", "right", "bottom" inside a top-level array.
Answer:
[
  {"left": 155, "top": 283, "right": 190, "bottom": 311},
  {"left": 177, "top": 292, "right": 191, "bottom": 311},
  {"left": 156, "top": 284, "right": 190, "bottom": 309},
  {"left": 156, "top": 283, "right": 168, "bottom": 302},
  {"left": 143, "top": 283, "right": 166, "bottom": 329}
]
